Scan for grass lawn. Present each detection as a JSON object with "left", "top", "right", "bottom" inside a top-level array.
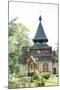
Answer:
[{"left": 45, "top": 75, "right": 58, "bottom": 86}]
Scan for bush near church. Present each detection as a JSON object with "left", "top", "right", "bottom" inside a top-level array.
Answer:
[{"left": 40, "top": 72, "right": 51, "bottom": 79}]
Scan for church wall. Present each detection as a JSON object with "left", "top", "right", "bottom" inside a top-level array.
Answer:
[
  {"left": 37, "top": 60, "right": 52, "bottom": 73},
  {"left": 52, "top": 62, "right": 58, "bottom": 74},
  {"left": 19, "top": 60, "right": 53, "bottom": 74}
]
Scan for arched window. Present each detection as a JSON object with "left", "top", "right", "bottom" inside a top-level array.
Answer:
[{"left": 43, "top": 62, "right": 48, "bottom": 72}]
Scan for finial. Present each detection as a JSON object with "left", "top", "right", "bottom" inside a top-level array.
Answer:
[{"left": 39, "top": 16, "right": 42, "bottom": 22}]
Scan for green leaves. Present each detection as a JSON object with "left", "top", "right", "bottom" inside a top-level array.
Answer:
[{"left": 9, "top": 18, "right": 31, "bottom": 73}]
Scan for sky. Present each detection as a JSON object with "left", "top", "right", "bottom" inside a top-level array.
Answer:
[{"left": 9, "top": 2, "right": 58, "bottom": 50}]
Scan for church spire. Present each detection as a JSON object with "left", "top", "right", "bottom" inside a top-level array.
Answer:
[{"left": 33, "top": 16, "right": 48, "bottom": 43}]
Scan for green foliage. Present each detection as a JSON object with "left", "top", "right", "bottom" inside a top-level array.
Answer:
[
  {"left": 37, "top": 79, "right": 45, "bottom": 86},
  {"left": 9, "top": 73, "right": 58, "bottom": 88},
  {"left": 9, "top": 17, "right": 31, "bottom": 74},
  {"left": 14, "top": 64, "right": 20, "bottom": 73},
  {"left": 9, "top": 19, "right": 30, "bottom": 55},
  {"left": 31, "top": 71, "right": 45, "bottom": 86},
  {"left": 15, "top": 72, "right": 25, "bottom": 78},
  {"left": 45, "top": 75, "right": 58, "bottom": 86},
  {"left": 9, "top": 77, "right": 17, "bottom": 84},
  {"left": 32, "top": 73, "right": 39, "bottom": 80},
  {"left": 31, "top": 71, "right": 42, "bottom": 80},
  {"left": 40, "top": 72, "right": 51, "bottom": 79},
  {"left": 20, "top": 77, "right": 31, "bottom": 82}
]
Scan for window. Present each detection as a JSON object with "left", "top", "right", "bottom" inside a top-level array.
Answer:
[
  {"left": 53, "top": 68, "right": 56, "bottom": 74},
  {"left": 43, "top": 62, "right": 48, "bottom": 72}
]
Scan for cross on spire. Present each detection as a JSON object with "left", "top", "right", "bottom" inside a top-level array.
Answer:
[{"left": 39, "top": 16, "right": 42, "bottom": 22}]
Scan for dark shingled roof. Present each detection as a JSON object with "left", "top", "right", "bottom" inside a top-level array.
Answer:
[
  {"left": 30, "top": 43, "right": 50, "bottom": 50},
  {"left": 33, "top": 16, "right": 48, "bottom": 43},
  {"left": 33, "top": 55, "right": 52, "bottom": 61}
]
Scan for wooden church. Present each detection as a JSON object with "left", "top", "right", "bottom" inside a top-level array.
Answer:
[{"left": 19, "top": 16, "right": 57, "bottom": 74}]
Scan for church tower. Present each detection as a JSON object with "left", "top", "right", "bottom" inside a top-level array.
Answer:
[{"left": 28, "top": 16, "right": 52, "bottom": 72}]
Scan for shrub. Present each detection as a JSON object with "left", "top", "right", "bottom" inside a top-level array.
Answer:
[
  {"left": 21, "top": 77, "right": 30, "bottom": 82},
  {"left": 31, "top": 71, "right": 45, "bottom": 86},
  {"left": 40, "top": 72, "right": 51, "bottom": 79},
  {"left": 33, "top": 78, "right": 45, "bottom": 87},
  {"left": 32, "top": 74, "right": 39, "bottom": 80},
  {"left": 9, "top": 77, "right": 17, "bottom": 84},
  {"left": 15, "top": 72, "right": 25, "bottom": 78},
  {"left": 37, "top": 79, "right": 45, "bottom": 86},
  {"left": 32, "top": 72, "right": 40, "bottom": 80},
  {"left": 15, "top": 64, "right": 20, "bottom": 73},
  {"left": 30, "top": 79, "right": 33, "bottom": 83}
]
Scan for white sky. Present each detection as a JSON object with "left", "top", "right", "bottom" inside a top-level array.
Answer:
[{"left": 9, "top": 2, "right": 58, "bottom": 50}]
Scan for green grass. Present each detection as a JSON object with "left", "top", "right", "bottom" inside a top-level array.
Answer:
[{"left": 45, "top": 75, "right": 58, "bottom": 86}]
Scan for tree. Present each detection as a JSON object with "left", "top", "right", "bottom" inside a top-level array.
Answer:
[{"left": 9, "top": 17, "right": 31, "bottom": 73}]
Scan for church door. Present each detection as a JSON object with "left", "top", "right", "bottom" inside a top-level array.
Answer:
[{"left": 43, "top": 62, "right": 48, "bottom": 72}]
